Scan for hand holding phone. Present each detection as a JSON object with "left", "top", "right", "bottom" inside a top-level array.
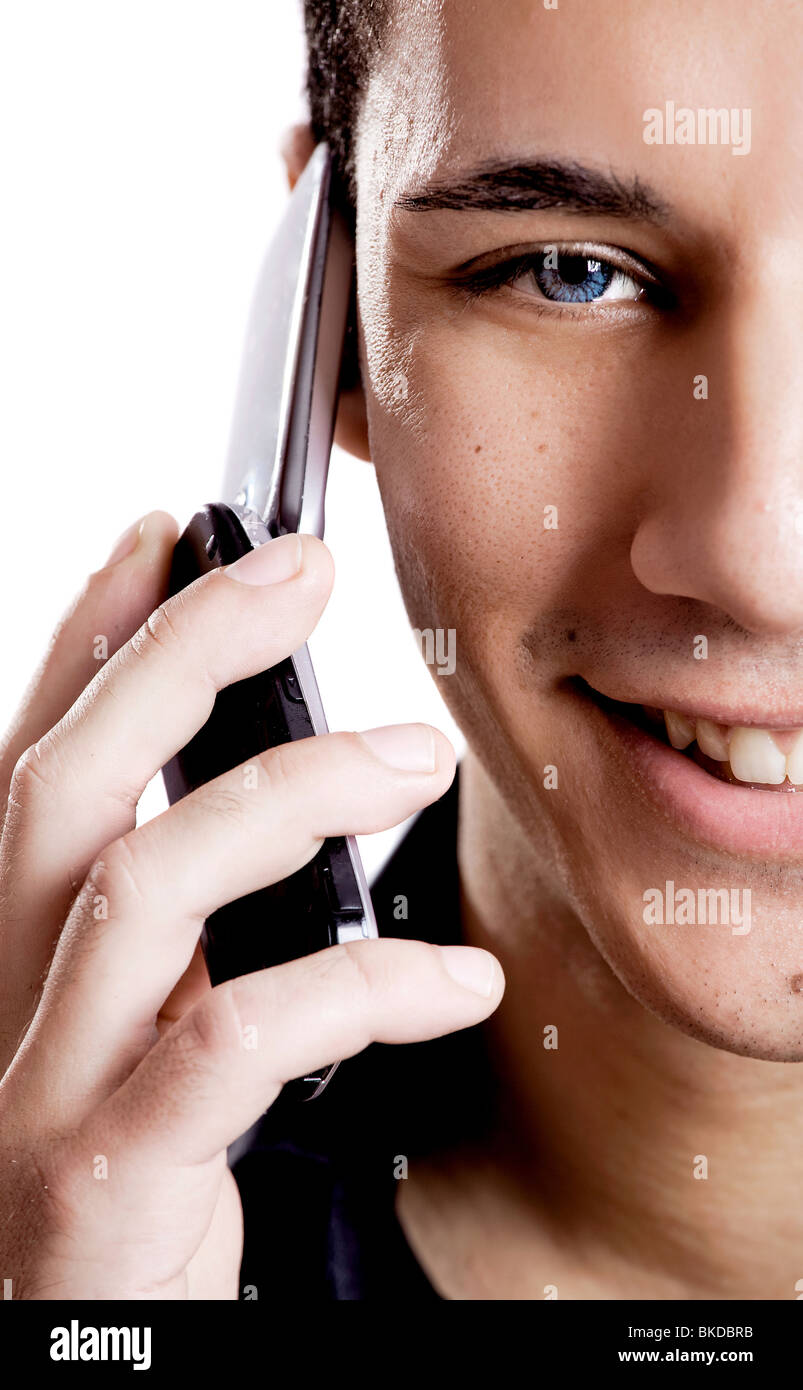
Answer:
[{"left": 0, "top": 512, "right": 473, "bottom": 1294}]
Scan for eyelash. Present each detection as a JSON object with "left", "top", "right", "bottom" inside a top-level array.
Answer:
[{"left": 453, "top": 244, "right": 671, "bottom": 315}]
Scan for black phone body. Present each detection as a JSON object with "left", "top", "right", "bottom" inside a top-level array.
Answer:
[{"left": 160, "top": 146, "right": 378, "bottom": 1101}]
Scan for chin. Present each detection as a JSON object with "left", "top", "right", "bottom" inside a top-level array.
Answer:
[{"left": 584, "top": 909, "right": 803, "bottom": 1063}]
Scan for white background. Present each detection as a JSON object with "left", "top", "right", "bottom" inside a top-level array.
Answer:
[{"left": 0, "top": 1, "right": 464, "bottom": 877}]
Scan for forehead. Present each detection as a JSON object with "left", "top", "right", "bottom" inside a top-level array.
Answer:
[{"left": 355, "top": 0, "right": 800, "bottom": 231}]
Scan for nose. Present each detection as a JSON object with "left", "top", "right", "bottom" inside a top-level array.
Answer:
[{"left": 630, "top": 256, "right": 803, "bottom": 637}]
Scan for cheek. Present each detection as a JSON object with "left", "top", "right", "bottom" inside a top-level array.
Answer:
[{"left": 366, "top": 309, "right": 654, "bottom": 649}]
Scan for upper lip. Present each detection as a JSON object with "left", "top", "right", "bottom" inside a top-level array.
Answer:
[{"left": 579, "top": 679, "right": 803, "bottom": 732}]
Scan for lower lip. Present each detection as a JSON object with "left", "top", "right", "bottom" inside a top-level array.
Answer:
[{"left": 584, "top": 694, "right": 803, "bottom": 860}]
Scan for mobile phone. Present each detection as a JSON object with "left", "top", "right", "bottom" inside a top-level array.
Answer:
[{"left": 161, "top": 143, "right": 378, "bottom": 1101}]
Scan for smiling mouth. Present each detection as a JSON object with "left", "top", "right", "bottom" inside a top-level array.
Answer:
[{"left": 577, "top": 681, "right": 803, "bottom": 792}]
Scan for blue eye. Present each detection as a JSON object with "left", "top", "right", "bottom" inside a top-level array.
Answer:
[
  {"left": 457, "top": 246, "right": 652, "bottom": 308},
  {"left": 534, "top": 254, "right": 624, "bottom": 303}
]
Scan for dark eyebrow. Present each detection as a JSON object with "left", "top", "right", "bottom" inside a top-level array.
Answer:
[{"left": 394, "top": 158, "right": 669, "bottom": 224}]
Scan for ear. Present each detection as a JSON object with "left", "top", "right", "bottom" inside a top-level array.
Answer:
[{"left": 280, "top": 124, "right": 371, "bottom": 464}]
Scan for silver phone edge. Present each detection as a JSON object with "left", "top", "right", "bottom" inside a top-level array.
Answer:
[{"left": 285, "top": 198, "right": 355, "bottom": 538}]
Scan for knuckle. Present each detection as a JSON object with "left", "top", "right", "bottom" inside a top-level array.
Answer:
[
  {"left": 87, "top": 835, "right": 148, "bottom": 915},
  {"left": 193, "top": 783, "right": 248, "bottom": 831},
  {"left": 308, "top": 940, "right": 376, "bottom": 1000},
  {"left": 171, "top": 990, "right": 240, "bottom": 1070},
  {"left": 255, "top": 729, "right": 356, "bottom": 797},
  {"left": 129, "top": 597, "right": 185, "bottom": 665},
  {"left": 340, "top": 939, "right": 382, "bottom": 995},
  {"left": 336, "top": 729, "right": 372, "bottom": 764},
  {"left": 226, "top": 975, "right": 270, "bottom": 1047},
  {"left": 8, "top": 739, "right": 58, "bottom": 805},
  {"left": 256, "top": 740, "right": 299, "bottom": 800},
  {"left": 59, "top": 837, "right": 146, "bottom": 965}
]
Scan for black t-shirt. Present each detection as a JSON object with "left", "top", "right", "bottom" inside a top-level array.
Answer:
[{"left": 230, "top": 767, "right": 498, "bottom": 1299}]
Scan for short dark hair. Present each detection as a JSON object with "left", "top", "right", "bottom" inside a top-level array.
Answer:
[{"left": 303, "top": 0, "right": 391, "bottom": 215}]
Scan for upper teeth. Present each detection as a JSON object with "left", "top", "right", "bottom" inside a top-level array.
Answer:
[{"left": 663, "top": 710, "right": 803, "bottom": 785}]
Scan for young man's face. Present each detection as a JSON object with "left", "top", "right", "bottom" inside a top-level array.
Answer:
[{"left": 351, "top": 0, "right": 803, "bottom": 1060}]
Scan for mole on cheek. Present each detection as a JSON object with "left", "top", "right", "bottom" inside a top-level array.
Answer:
[{"left": 789, "top": 974, "right": 803, "bottom": 994}]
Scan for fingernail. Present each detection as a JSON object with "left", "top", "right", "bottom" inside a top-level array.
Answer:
[
  {"left": 359, "top": 723, "right": 436, "bottom": 773},
  {"left": 224, "top": 534, "right": 303, "bottom": 586},
  {"left": 103, "top": 517, "right": 144, "bottom": 567},
  {"left": 438, "top": 946, "right": 497, "bottom": 998}
]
